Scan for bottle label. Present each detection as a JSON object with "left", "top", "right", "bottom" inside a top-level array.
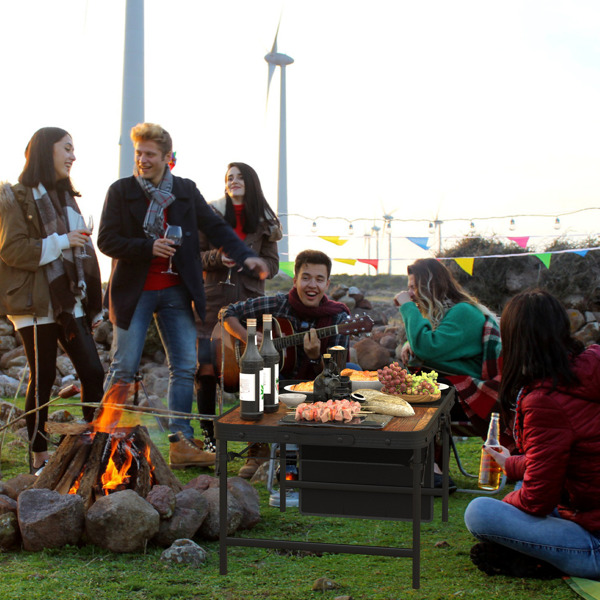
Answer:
[
  {"left": 263, "top": 367, "right": 272, "bottom": 394},
  {"left": 274, "top": 364, "right": 279, "bottom": 404},
  {"left": 259, "top": 370, "right": 264, "bottom": 411},
  {"left": 239, "top": 373, "right": 255, "bottom": 403}
]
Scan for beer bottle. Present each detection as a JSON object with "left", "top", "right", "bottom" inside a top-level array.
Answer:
[
  {"left": 259, "top": 314, "right": 279, "bottom": 413},
  {"left": 478, "top": 412, "right": 502, "bottom": 490},
  {"left": 239, "top": 318, "right": 264, "bottom": 421}
]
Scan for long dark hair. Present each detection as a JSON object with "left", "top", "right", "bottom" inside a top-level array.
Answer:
[
  {"left": 407, "top": 258, "right": 485, "bottom": 327},
  {"left": 499, "top": 289, "right": 584, "bottom": 411},
  {"left": 223, "top": 162, "right": 277, "bottom": 233},
  {"left": 18, "top": 127, "right": 80, "bottom": 196}
]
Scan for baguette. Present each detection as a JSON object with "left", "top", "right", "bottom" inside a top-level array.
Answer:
[{"left": 364, "top": 399, "right": 414, "bottom": 417}]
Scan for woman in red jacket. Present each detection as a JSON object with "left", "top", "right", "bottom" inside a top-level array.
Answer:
[{"left": 464, "top": 289, "right": 600, "bottom": 579}]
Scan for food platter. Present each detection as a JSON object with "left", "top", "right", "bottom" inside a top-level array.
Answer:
[{"left": 398, "top": 392, "right": 442, "bottom": 404}]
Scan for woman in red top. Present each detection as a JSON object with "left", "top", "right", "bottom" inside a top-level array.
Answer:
[
  {"left": 464, "top": 289, "right": 600, "bottom": 579},
  {"left": 196, "top": 162, "right": 281, "bottom": 471}
]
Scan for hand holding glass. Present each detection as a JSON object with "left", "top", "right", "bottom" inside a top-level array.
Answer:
[
  {"left": 79, "top": 215, "right": 94, "bottom": 258},
  {"left": 162, "top": 224, "right": 183, "bottom": 275}
]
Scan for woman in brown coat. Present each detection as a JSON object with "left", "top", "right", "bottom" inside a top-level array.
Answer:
[
  {"left": 0, "top": 127, "right": 104, "bottom": 473},
  {"left": 196, "top": 162, "right": 281, "bottom": 466}
]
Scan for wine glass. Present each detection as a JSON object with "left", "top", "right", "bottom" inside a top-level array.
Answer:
[
  {"left": 162, "top": 224, "right": 183, "bottom": 274},
  {"left": 79, "top": 215, "right": 94, "bottom": 259}
]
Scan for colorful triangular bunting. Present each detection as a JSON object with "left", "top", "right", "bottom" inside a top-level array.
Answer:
[
  {"left": 535, "top": 253, "right": 552, "bottom": 269},
  {"left": 358, "top": 258, "right": 379, "bottom": 270},
  {"left": 454, "top": 257, "right": 474, "bottom": 276},
  {"left": 319, "top": 236, "right": 348, "bottom": 246},
  {"left": 279, "top": 261, "right": 295, "bottom": 277},
  {"left": 407, "top": 237, "right": 430, "bottom": 251},
  {"left": 334, "top": 258, "right": 357, "bottom": 265},
  {"left": 573, "top": 250, "right": 589, "bottom": 257},
  {"left": 507, "top": 236, "right": 530, "bottom": 249}
]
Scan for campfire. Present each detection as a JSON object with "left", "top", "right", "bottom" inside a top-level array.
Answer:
[{"left": 33, "top": 384, "right": 182, "bottom": 509}]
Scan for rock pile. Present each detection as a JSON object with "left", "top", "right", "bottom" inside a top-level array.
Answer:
[{"left": 0, "top": 471, "right": 258, "bottom": 554}]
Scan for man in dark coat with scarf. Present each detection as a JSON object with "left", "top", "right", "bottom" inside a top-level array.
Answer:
[
  {"left": 98, "top": 123, "right": 267, "bottom": 469},
  {"left": 222, "top": 249, "right": 351, "bottom": 479}
]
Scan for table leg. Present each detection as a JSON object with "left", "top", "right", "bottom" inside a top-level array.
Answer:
[
  {"left": 412, "top": 446, "right": 422, "bottom": 589},
  {"left": 441, "top": 414, "right": 450, "bottom": 522}
]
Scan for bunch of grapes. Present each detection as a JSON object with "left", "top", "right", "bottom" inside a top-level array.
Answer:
[{"left": 377, "top": 362, "right": 439, "bottom": 396}]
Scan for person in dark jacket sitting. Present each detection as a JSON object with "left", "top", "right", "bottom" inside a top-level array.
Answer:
[{"left": 464, "top": 289, "right": 600, "bottom": 579}]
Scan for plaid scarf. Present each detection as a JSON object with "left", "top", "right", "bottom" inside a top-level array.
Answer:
[
  {"left": 34, "top": 185, "right": 103, "bottom": 337},
  {"left": 447, "top": 314, "right": 515, "bottom": 449},
  {"left": 135, "top": 166, "right": 176, "bottom": 240}
]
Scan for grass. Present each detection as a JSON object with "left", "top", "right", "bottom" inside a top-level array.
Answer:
[{"left": 0, "top": 398, "right": 579, "bottom": 600}]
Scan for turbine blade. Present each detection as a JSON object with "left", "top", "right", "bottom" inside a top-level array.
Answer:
[
  {"left": 271, "top": 15, "right": 281, "bottom": 53},
  {"left": 266, "top": 63, "right": 276, "bottom": 108}
]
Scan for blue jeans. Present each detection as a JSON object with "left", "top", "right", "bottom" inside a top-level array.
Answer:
[
  {"left": 464, "top": 496, "right": 600, "bottom": 579},
  {"left": 105, "top": 285, "right": 197, "bottom": 438}
]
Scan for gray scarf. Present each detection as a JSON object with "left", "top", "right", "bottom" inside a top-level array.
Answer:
[{"left": 135, "top": 166, "right": 176, "bottom": 239}]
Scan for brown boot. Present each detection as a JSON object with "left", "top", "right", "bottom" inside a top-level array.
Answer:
[
  {"left": 238, "top": 442, "right": 270, "bottom": 479},
  {"left": 169, "top": 432, "right": 215, "bottom": 468}
]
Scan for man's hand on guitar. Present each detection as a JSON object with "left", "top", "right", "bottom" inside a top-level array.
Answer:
[{"left": 303, "top": 328, "right": 321, "bottom": 361}]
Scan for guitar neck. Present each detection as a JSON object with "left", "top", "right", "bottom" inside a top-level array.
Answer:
[{"left": 273, "top": 324, "right": 339, "bottom": 351}]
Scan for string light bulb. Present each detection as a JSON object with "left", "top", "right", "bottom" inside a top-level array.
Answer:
[
  {"left": 311, "top": 221, "right": 317, "bottom": 233},
  {"left": 509, "top": 218, "right": 516, "bottom": 231},
  {"left": 470, "top": 221, "right": 475, "bottom": 230},
  {"left": 554, "top": 217, "right": 561, "bottom": 230},
  {"left": 428, "top": 222, "right": 435, "bottom": 233},
  {"left": 348, "top": 223, "right": 354, "bottom": 235}
]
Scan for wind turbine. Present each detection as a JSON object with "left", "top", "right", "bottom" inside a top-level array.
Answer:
[
  {"left": 119, "top": 0, "right": 145, "bottom": 179},
  {"left": 265, "top": 21, "right": 294, "bottom": 261}
]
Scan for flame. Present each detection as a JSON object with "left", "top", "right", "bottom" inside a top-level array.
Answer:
[
  {"left": 69, "top": 471, "right": 83, "bottom": 495},
  {"left": 92, "top": 382, "right": 141, "bottom": 433},
  {"left": 101, "top": 437, "right": 133, "bottom": 493}
]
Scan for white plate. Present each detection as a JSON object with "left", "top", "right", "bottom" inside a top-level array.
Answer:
[
  {"left": 438, "top": 383, "right": 449, "bottom": 390},
  {"left": 284, "top": 384, "right": 311, "bottom": 393}
]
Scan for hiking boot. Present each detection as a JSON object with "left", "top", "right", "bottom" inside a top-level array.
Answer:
[
  {"left": 470, "top": 541, "right": 563, "bottom": 579},
  {"left": 168, "top": 432, "right": 215, "bottom": 468},
  {"left": 238, "top": 442, "right": 270, "bottom": 479}
]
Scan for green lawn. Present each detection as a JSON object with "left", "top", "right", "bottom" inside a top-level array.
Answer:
[{"left": 0, "top": 398, "right": 579, "bottom": 600}]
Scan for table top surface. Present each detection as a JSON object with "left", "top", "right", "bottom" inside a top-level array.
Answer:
[{"left": 216, "top": 387, "right": 455, "bottom": 448}]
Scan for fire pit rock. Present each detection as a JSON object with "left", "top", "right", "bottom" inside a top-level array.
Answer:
[
  {"left": 153, "top": 489, "right": 208, "bottom": 547},
  {"left": 227, "top": 477, "right": 261, "bottom": 530},
  {"left": 197, "top": 487, "right": 243, "bottom": 541},
  {"left": 18, "top": 488, "right": 85, "bottom": 551},
  {"left": 85, "top": 489, "right": 159, "bottom": 553},
  {"left": 0, "top": 494, "right": 17, "bottom": 516},
  {"left": 0, "top": 512, "right": 20, "bottom": 550},
  {"left": 146, "top": 485, "right": 177, "bottom": 519},
  {"left": 160, "top": 538, "right": 207, "bottom": 567}
]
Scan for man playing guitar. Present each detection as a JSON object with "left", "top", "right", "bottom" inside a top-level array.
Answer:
[{"left": 221, "top": 249, "right": 351, "bottom": 478}]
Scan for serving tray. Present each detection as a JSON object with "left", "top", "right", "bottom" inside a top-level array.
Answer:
[{"left": 279, "top": 413, "right": 393, "bottom": 429}]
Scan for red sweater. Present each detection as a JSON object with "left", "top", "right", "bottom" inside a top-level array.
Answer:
[{"left": 504, "top": 345, "right": 600, "bottom": 532}]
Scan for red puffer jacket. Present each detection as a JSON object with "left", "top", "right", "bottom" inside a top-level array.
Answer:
[{"left": 504, "top": 344, "right": 600, "bottom": 532}]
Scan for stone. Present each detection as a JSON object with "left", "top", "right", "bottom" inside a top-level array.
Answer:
[
  {"left": 18, "top": 488, "right": 85, "bottom": 551},
  {"left": 0, "top": 401, "right": 24, "bottom": 425},
  {"left": 0, "top": 512, "right": 20, "bottom": 550},
  {"left": 154, "top": 489, "right": 208, "bottom": 547},
  {"left": 160, "top": 539, "right": 207, "bottom": 567},
  {"left": 55, "top": 355, "right": 76, "bottom": 377},
  {"left": 353, "top": 338, "right": 392, "bottom": 370},
  {"left": 338, "top": 295, "right": 356, "bottom": 311},
  {"left": 586, "top": 311, "right": 596, "bottom": 323},
  {"left": 0, "top": 375, "right": 24, "bottom": 400},
  {"left": 198, "top": 487, "right": 243, "bottom": 541},
  {"left": 146, "top": 485, "right": 177, "bottom": 519},
  {"left": 92, "top": 320, "right": 113, "bottom": 346},
  {"left": 312, "top": 577, "right": 340, "bottom": 591},
  {"left": 0, "top": 345, "right": 24, "bottom": 369},
  {"left": 141, "top": 367, "right": 169, "bottom": 398},
  {"left": 85, "top": 489, "right": 160, "bottom": 553},
  {"left": 184, "top": 474, "right": 219, "bottom": 493},
  {"left": 567, "top": 309, "right": 585, "bottom": 333},
  {"left": 0, "top": 318, "right": 14, "bottom": 336},
  {"left": 5, "top": 474, "right": 36, "bottom": 497},
  {"left": 0, "top": 495, "right": 17, "bottom": 515},
  {"left": 136, "top": 394, "right": 169, "bottom": 430},
  {"left": 48, "top": 410, "right": 74, "bottom": 423},
  {"left": 574, "top": 322, "right": 600, "bottom": 346},
  {"left": 379, "top": 334, "right": 398, "bottom": 350},
  {"left": 227, "top": 477, "right": 261, "bottom": 530},
  {"left": 0, "top": 336, "right": 16, "bottom": 353}
]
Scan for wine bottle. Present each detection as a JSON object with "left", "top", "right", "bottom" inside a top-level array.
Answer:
[
  {"left": 259, "top": 314, "right": 279, "bottom": 414},
  {"left": 239, "top": 318, "right": 264, "bottom": 421},
  {"left": 478, "top": 412, "right": 502, "bottom": 490}
]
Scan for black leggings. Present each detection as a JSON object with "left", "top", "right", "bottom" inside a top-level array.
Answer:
[{"left": 19, "top": 318, "right": 104, "bottom": 452}]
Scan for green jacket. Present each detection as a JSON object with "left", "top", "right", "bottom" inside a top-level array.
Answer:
[
  {"left": 0, "top": 183, "right": 50, "bottom": 317},
  {"left": 399, "top": 301, "right": 485, "bottom": 379}
]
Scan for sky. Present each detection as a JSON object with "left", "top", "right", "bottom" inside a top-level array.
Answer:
[{"left": 2, "top": 0, "right": 600, "bottom": 280}]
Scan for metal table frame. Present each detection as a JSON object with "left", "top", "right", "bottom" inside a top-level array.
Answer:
[{"left": 216, "top": 387, "right": 454, "bottom": 589}]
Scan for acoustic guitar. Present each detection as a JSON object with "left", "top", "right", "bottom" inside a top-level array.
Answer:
[{"left": 211, "top": 315, "right": 374, "bottom": 391}]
